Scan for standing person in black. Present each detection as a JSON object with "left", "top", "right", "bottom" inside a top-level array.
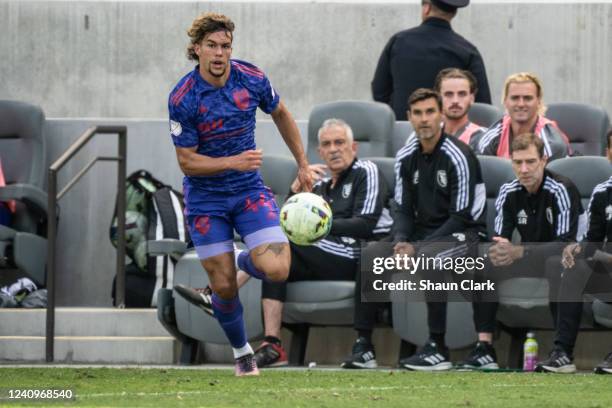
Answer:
[
  {"left": 536, "top": 130, "right": 612, "bottom": 375},
  {"left": 391, "top": 88, "right": 492, "bottom": 371},
  {"left": 372, "top": 0, "right": 491, "bottom": 121}
]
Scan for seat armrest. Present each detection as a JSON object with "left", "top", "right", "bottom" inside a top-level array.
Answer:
[
  {"left": 147, "top": 239, "right": 188, "bottom": 259},
  {"left": 0, "top": 184, "right": 48, "bottom": 215}
]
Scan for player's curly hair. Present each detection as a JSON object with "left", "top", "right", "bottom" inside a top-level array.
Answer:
[{"left": 186, "top": 13, "right": 235, "bottom": 61}]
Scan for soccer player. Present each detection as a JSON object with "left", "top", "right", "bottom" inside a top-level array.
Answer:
[
  {"left": 536, "top": 130, "right": 612, "bottom": 374},
  {"left": 434, "top": 68, "right": 486, "bottom": 149},
  {"left": 177, "top": 119, "right": 391, "bottom": 368},
  {"left": 477, "top": 72, "right": 570, "bottom": 161},
  {"left": 168, "top": 13, "right": 311, "bottom": 376},
  {"left": 393, "top": 88, "right": 491, "bottom": 371}
]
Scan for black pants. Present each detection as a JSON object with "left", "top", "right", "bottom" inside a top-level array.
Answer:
[
  {"left": 261, "top": 236, "right": 357, "bottom": 302},
  {"left": 549, "top": 258, "right": 612, "bottom": 355}
]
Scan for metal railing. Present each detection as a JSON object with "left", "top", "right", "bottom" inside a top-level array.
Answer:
[{"left": 46, "top": 126, "right": 127, "bottom": 362}]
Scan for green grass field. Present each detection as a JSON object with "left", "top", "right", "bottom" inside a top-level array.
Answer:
[{"left": 0, "top": 367, "right": 610, "bottom": 407}]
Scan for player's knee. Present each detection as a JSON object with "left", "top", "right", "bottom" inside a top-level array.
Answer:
[
  {"left": 264, "top": 262, "right": 290, "bottom": 282},
  {"left": 211, "top": 281, "right": 238, "bottom": 299}
]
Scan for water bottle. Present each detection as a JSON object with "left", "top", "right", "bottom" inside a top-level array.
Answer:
[{"left": 523, "top": 332, "right": 538, "bottom": 371}]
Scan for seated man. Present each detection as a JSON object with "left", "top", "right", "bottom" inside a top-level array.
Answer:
[
  {"left": 477, "top": 72, "right": 570, "bottom": 161},
  {"left": 387, "top": 88, "right": 491, "bottom": 371},
  {"left": 434, "top": 68, "right": 487, "bottom": 149},
  {"left": 482, "top": 133, "right": 583, "bottom": 366},
  {"left": 177, "top": 118, "right": 391, "bottom": 367},
  {"left": 537, "top": 129, "right": 612, "bottom": 374}
]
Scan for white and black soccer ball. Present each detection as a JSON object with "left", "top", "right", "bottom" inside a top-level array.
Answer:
[{"left": 280, "top": 192, "right": 332, "bottom": 246}]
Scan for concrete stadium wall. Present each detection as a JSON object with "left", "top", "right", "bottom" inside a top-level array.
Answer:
[
  {"left": 46, "top": 118, "right": 306, "bottom": 306},
  {"left": 1, "top": 0, "right": 612, "bottom": 121}
]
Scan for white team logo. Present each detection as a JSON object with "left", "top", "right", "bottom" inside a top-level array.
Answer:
[
  {"left": 517, "top": 209, "right": 528, "bottom": 225},
  {"left": 437, "top": 170, "right": 447, "bottom": 188},
  {"left": 342, "top": 237, "right": 356, "bottom": 245},
  {"left": 546, "top": 207, "right": 554, "bottom": 224},
  {"left": 413, "top": 170, "right": 419, "bottom": 185},
  {"left": 342, "top": 183, "right": 353, "bottom": 199},
  {"left": 452, "top": 232, "right": 466, "bottom": 242},
  {"left": 606, "top": 205, "right": 612, "bottom": 221},
  {"left": 170, "top": 120, "right": 182, "bottom": 137}
]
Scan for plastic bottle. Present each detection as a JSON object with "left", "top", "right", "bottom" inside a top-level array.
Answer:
[{"left": 523, "top": 332, "right": 538, "bottom": 371}]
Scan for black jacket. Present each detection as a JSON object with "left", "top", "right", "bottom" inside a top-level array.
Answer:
[
  {"left": 583, "top": 176, "right": 612, "bottom": 258},
  {"left": 372, "top": 17, "right": 491, "bottom": 121},
  {"left": 494, "top": 169, "right": 583, "bottom": 259},
  {"left": 394, "top": 133, "right": 487, "bottom": 243},
  {"left": 292, "top": 158, "right": 391, "bottom": 240}
]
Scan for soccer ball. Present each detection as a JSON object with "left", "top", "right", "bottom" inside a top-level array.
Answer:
[{"left": 280, "top": 192, "right": 333, "bottom": 245}]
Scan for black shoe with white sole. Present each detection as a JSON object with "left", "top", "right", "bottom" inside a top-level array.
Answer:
[
  {"left": 173, "top": 284, "right": 214, "bottom": 316},
  {"left": 535, "top": 348, "right": 576, "bottom": 374},
  {"left": 400, "top": 341, "right": 452, "bottom": 371},
  {"left": 456, "top": 341, "right": 499, "bottom": 370},
  {"left": 341, "top": 337, "right": 378, "bottom": 369},
  {"left": 594, "top": 352, "right": 612, "bottom": 374}
]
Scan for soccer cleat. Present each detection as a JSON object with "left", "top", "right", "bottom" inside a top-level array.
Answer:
[
  {"left": 535, "top": 348, "right": 576, "bottom": 374},
  {"left": 341, "top": 337, "right": 378, "bottom": 369},
  {"left": 400, "top": 341, "right": 452, "bottom": 371},
  {"left": 594, "top": 352, "right": 612, "bottom": 374},
  {"left": 456, "top": 341, "right": 499, "bottom": 370},
  {"left": 234, "top": 353, "right": 260, "bottom": 376},
  {"left": 173, "top": 284, "right": 214, "bottom": 316},
  {"left": 253, "top": 341, "right": 289, "bottom": 368}
]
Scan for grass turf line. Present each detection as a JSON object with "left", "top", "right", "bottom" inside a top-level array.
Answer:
[{"left": 0, "top": 368, "right": 610, "bottom": 407}]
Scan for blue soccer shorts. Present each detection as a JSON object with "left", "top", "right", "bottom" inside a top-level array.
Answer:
[{"left": 184, "top": 185, "right": 288, "bottom": 260}]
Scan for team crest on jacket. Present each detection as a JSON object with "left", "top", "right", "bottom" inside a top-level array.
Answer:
[
  {"left": 606, "top": 205, "right": 612, "bottom": 221},
  {"left": 233, "top": 88, "right": 250, "bottom": 110},
  {"left": 437, "top": 170, "right": 447, "bottom": 188},
  {"left": 546, "top": 207, "right": 554, "bottom": 224},
  {"left": 342, "top": 183, "right": 353, "bottom": 198}
]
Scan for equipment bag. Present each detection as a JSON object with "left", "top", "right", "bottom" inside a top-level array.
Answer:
[{"left": 110, "top": 170, "right": 189, "bottom": 307}]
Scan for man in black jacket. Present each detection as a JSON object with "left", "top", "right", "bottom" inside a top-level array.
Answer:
[
  {"left": 372, "top": 0, "right": 491, "bottom": 121},
  {"left": 536, "top": 130, "right": 612, "bottom": 374},
  {"left": 390, "top": 88, "right": 491, "bottom": 371},
  {"left": 481, "top": 132, "right": 583, "bottom": 370}
]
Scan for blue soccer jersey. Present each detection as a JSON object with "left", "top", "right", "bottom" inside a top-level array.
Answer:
[{"left": 168, "top": 59, "right": 280, "bottom": 194}]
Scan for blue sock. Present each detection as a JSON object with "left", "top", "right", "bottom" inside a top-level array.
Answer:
[
  {"left": 237, "top": 251, "right": 268, "bottom": 281},
  {"left": 211, "top": 293, "right": 247, "bottom": 349}
]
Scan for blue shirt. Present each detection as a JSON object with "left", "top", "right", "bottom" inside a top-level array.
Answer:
[{"left": 168, "top": 59, "right": 280, "bottom": 194}]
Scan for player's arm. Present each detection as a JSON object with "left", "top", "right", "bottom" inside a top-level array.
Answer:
[
  {"left": 330, "top": 165, "right": 383, "bottom": 239},
  {"left": 271, "top": 101, "right": 312, "bottom": 191},
  {"left": 573, "top": 187, "right": 608, "bottom": 261},
  {"left": 175, "top": 146, "right": 262, "bottom": 176},
  {"left": 393, "top": 158, "right": 415, "bottom": 242},
  {"left": 469, "top": 51, "right": 492, "bottom": 104},
  {"left": 371, "top": 36, "right": 394, "bottom": 103}
]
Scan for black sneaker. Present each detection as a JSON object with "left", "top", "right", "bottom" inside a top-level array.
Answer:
[
  {"left": 174, "top": 284, "right": 214, "bottom": 316},
  {"left": 400, "top": 341, "right": 452, "bottom": 371},
  {"left": 535, "top": 348, "right": 576, "bottom": 374},
  {"left": 594, "top": 352, "right": 612, "bottom": 374},
  {"left": 456, "top": 341, "right": 499, "bottom": 370},
  {"left": 253, "top": 341, "right": 288, "bottom": 368},
  {"left": 341, "top": 337, "right": 378, "bottom": 369}
]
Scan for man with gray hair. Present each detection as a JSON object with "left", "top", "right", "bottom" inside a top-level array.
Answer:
[{"left": 176, "top": 119, "right": 391, "bottom": 368}]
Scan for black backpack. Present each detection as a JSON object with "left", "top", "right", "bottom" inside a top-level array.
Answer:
[{"left": 110, "top": 170, "right": 189, "bottom": 307}]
